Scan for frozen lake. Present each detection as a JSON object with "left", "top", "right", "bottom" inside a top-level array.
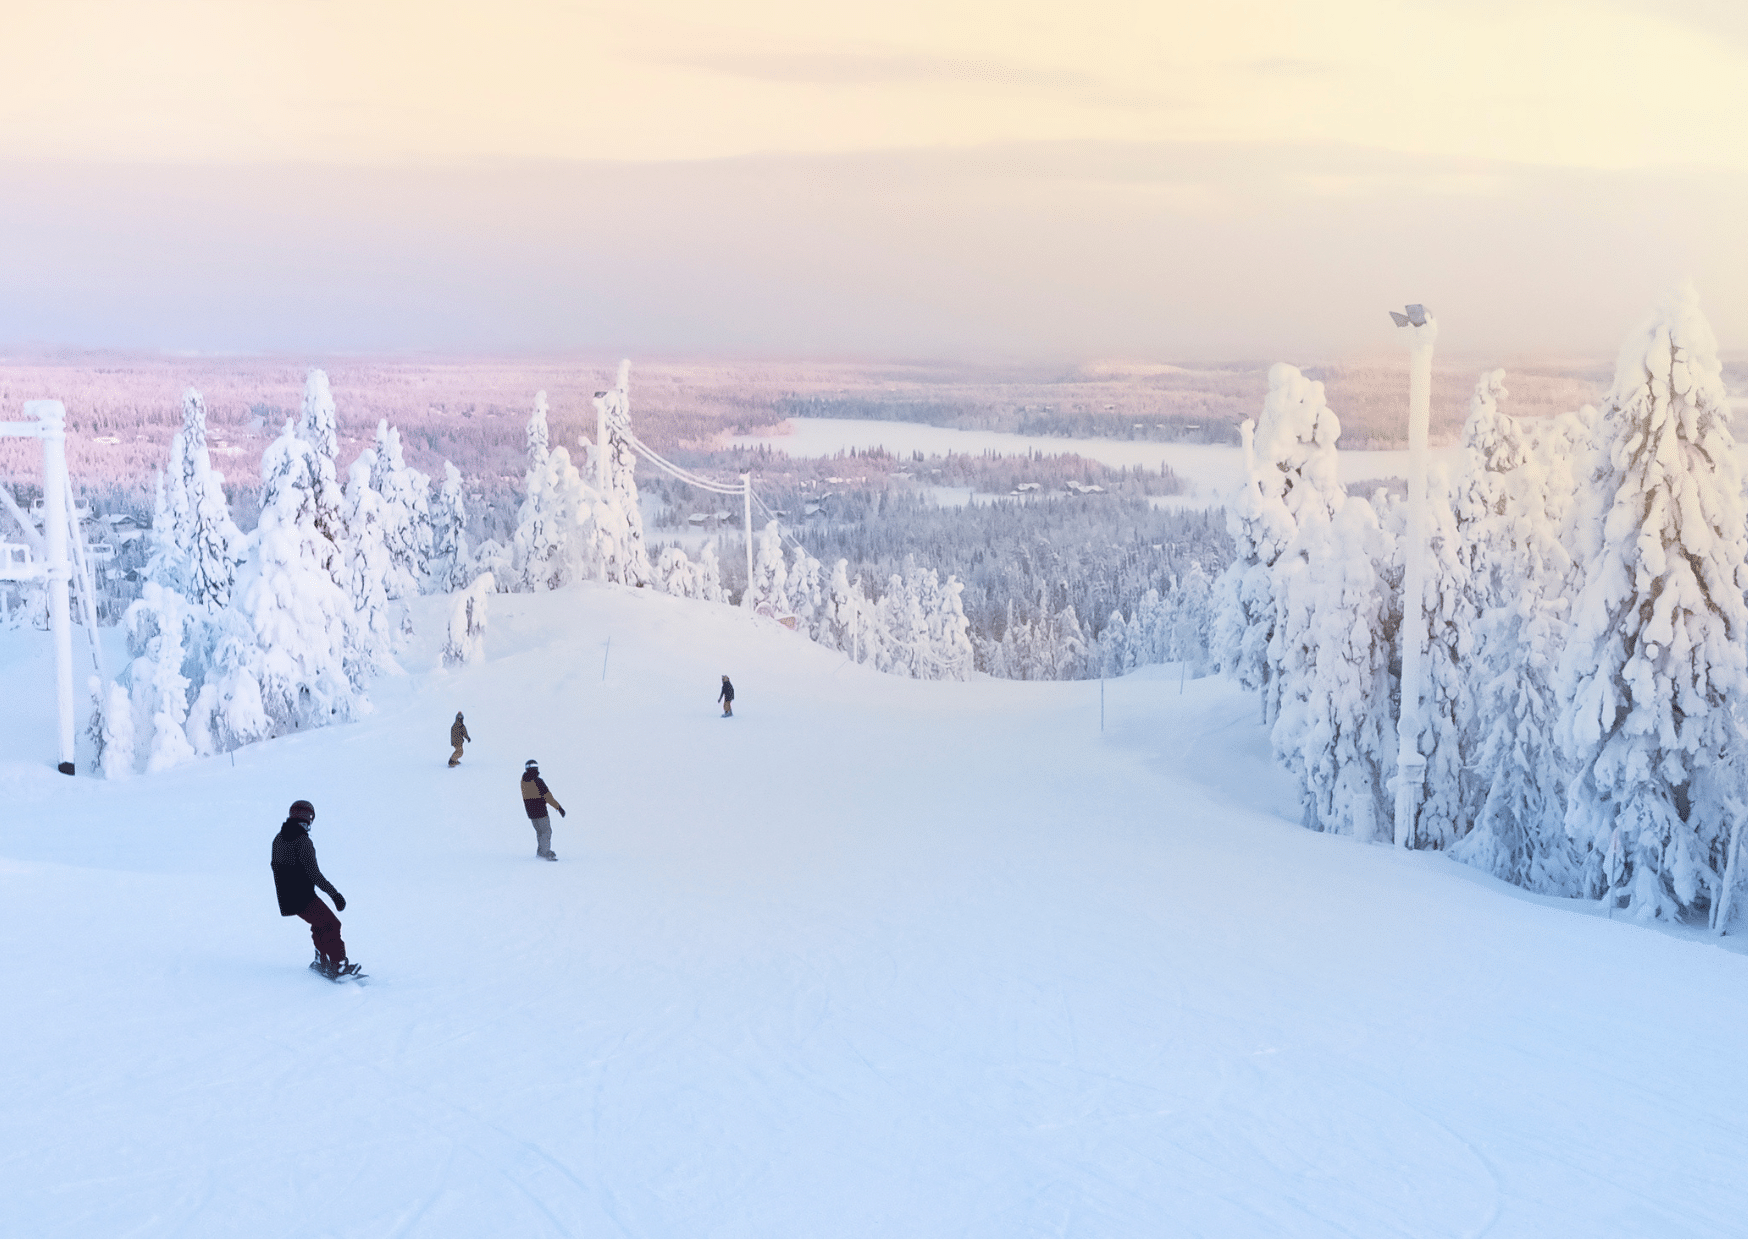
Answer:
[{"left": 731, "top": 418, "right": 1458, "bottom": 502}]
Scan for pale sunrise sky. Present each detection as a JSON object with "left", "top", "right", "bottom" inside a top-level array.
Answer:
[{"left": 3, "top": 0, "right": 1745, "bottom": 358}]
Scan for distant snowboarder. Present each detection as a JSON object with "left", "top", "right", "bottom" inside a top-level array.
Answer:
[
  {"left": 718, "top": 675, "right": 735, "bottom": 717},
  {"left": 271, "top": 800, "right": 361, "bottom": 980},
  {"left": 520, "top": 759, "right": 566, "bottom": 861},
  {"left": 449, "top": 711, "right": 471, "bottom": 767}
]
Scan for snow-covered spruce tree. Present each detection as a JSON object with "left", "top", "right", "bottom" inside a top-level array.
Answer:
[
  {"left": 428, "top": 461, "right": 471, "bottom": 593},
  {"left": 1213, "top": 364, "right": 1344, "bottom": 719},
  {"left": 1448, "top": 371, "right": 1576, "bottom": 892},
  {"left": 99, "top": 679, "right": 135, "bottom": 780},
  {"left": 1100, "top": 609, "right": 1129, "bottom": 677},
  {"left": 342, "top": 452, "right": 401, "bottom": 681},
  {"left": 230, "top": 420, "right": 365, "bottom": 734},
  {"left": 1557, "top": 288, "right": 1748, "bottom": 921},
  {"left": 788, "top": 546, "right": 824, "bottom": 636},
  {"left": 369, "top": 419, "right": 432, "bottom": 602},
  {"left": 442, "top": 572, "right": 494, "bottom": 667},
  {"left": 936, "top": 575, "right": 975, "bottom": 679},
  {"left": 186, "top": 610, "right": 271, "bottom": 754},
  {"left": 696, "top": 541, "right": 726, "bottom": 604},
  {"left": 592, "top": 361, "right": 653, "bottom": 588},
  {"left": 656, "top": 545, "right": 698, "bottom": 597},
  {"left": 1270, "top": 500, "right": 1398, "bottom": 838},
  {"left": 749, "top": 521, "right": 789, "bottom": 615},
  {"left": 163, "top": 388, "right": 246, "bottom": 611},
  {"left": 123, "top": 582, "right": 197, "bottom": 773},
  {"left": 1169, "top": 563, "right": 1215, "bottom": 673},
  {"left": 296, "top": 370, "right": 347, "bottom": 578},
  {"left": 1407, "top": 466, "right": 1474, "bottom": 850},
  {"left": 511, "top": 392, "right": 602, "bottom": 592}
]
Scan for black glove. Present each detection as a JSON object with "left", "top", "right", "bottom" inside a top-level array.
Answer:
[
  {"left": 333, "top": 892, "right": 347, "bottom": 912},
  {"left": 558, "top": 808, "right": 567, "bottom": 818}
]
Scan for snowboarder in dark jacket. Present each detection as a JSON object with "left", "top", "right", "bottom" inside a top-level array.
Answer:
[
  {"left": 718, "top": 675, "right": 735, "bottom": 717},
  {"left": 449, "top": 712, "right": 471, "bottom": 767},
  {"left": 271, "top": 800, "right": 358, "bottom": 978},
  {"left": 519, "top": 760, "right": 566, "bottom": 860}
]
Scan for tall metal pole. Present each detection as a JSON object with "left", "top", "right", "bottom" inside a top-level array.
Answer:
[
  {"left": 742, "top": 474, "right": 754, "bottom": 608},
  {"left": 1392, "top": 310, "right": 1437, "bottom": 847},
  {"left": 30, "top": 400, "right": 76, "bottom": 775},
  {"left": 596, "top": 398, "right": 609, "bottom": 495}
]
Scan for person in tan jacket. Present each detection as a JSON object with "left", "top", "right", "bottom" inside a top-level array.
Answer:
[
  {"left": 519, "top": 759, "right": 566, "bottom": 860},
  {"left": 449, "top": 712, "right": 472, "bottom": 767}
]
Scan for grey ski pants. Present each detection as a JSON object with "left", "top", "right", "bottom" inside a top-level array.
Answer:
[{"left": 530, "top": 814, "right": 553, "bottom": 857}]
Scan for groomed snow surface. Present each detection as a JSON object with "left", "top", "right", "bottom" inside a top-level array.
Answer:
[{"left": 4, "top": 584, "right": 1748, "bottom": 1238}]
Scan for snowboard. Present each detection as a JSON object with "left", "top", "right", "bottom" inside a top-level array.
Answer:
[{"left": 309, "top": 959, "right": 368, "bottom": 984}]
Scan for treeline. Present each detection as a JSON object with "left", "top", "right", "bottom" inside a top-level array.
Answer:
[{"left": 783, "top": 490, "right": 1230, "bottom": 678}]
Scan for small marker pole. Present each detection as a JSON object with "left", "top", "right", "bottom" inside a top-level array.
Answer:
[
  {"left": 601, "top": 636, "right": 611, "bottom": 682},
  {"left": 1100, "top": 675, "right": 1105, "bottom": 733}
]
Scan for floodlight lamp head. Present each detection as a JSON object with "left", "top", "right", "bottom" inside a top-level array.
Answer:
[
  {"left": 1389, "top": 311, "right": 1411, "bottom": 327},
  {"left": 1389, "top": 304, "right": 1430, "bottom": 329}
]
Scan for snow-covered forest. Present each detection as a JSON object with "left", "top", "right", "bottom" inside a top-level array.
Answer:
[
  {"left": 1212, "top": 287, "right": 1748, "bottom": 923},
  {"left": 8, "top": 288, "right": 1748, "bottom": 928}
]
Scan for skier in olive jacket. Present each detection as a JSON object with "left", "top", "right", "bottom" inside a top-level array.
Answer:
[
  {"left": 271, "top": 799, "right": 357, "bottom": 977},
  {"left": 449, "top": 711, "right": 471, "bottom": 767},
  {"left": 520, "top": 760, "right": 566, "bottom": 860}
]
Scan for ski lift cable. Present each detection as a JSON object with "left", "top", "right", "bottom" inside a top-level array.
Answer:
[
  {"left": 623, "top": 432, "right": 746, "bottom": 495},
  {"left": 749, "top": 487, "right": 809, "bottom": 553},
  {"left": 621, "top": 435, "right": 742, "bottom": 494}
]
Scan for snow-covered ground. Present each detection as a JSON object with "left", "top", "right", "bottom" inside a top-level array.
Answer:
[
  {"left": 731, "top": 418, "right": 1444, "bottom": 500},
  {"left": 5, "top": 585, "right": 1748, "bottom": 1237}
]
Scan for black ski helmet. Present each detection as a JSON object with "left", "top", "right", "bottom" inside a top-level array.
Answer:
[{"left": 289, "top": 800, "right": 315, "bottom": 824}]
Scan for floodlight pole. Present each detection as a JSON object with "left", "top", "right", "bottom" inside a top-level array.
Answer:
[
  {"left": 742, "top": 474, "right": 754, "bottom": 608},
  {"left": 0, "top": 401, "right": 76, "bottom": 773},
  {"left": 1392, "top": 309, "right": 1437, "bottom": 848}
]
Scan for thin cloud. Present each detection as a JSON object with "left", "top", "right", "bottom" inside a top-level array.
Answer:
[
  {"left": 665, "top": 50, "right": 1100, "bottom": 90},
  {"left": 1243, "top": 57, "right": 1337, "bottom": 76}
]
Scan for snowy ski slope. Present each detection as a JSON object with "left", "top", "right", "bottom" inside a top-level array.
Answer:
[{"left": 4, "top": 584, "right": 1748, "bottom": 1237}]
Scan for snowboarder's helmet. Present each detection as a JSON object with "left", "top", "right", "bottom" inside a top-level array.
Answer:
[
  {"left": 525, "top": 759, "right": 538, "bottom": 770},
  {"left": 289, "top": 800, "right": 315, "bottom": 823}
]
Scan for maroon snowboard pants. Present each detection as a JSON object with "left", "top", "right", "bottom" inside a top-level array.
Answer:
[{"left": 296, "top": 897, "right": 346, "bottom": 965}]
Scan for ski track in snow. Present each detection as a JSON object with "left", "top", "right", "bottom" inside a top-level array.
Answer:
[{"left": 5, "top": 584, "right": 1748, "bottom": 1236}]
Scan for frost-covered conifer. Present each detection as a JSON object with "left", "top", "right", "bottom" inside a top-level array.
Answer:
[
  {"left": 1449, "top": 371, "right": 1576, "bottom": 890},
  {"left": 1213, "top": 365, "right": 1343, "bottom": 716},
  {"left": 936, "top": 575, "right": 975, "bottom": 679},
  {"left": 1271, "top": 501, "right": 1397, "bottom": 838},
  {"left": 99, "top": 679, "right": 135, "bottom": 780},
  {"left": 186, "top": 613, "right": 271, "bottom": 754},
  {"left": 428, "top": 461, "right": 471, "bottom": 593},
  {"left": 788, "top": 547, "right": 824, "bottom": 635},
  {"left": 442, "top": 573, "right": 494, "bottom": 667},
  {"left": 656, "top": 546, "right": 697, "bottom": 597},
  {"left": 123, "top": 582, "right": 196, "bottom": 773},
  {"left": 342, "top": 453, "right": 401, "bottom": 681},
  {"left": 369, "top": 420, "right": 432, "bottom": 601},
  {"left": 230, "top": 421, "right": 364, "bottom": 733},
  {"left": 296, "top": 370, "right": 346, "bottom": 574},
  {"left": 592, "top": 361, "right": 653, "bottom": 588},
  {"left": 1100, "top": 610, "right": 1129, "bottom": 677},
  {"left": 511, "top": 393, "right": 602, "bottom": 591},
  {"left": 696, "top": 542, "right": 726, "bottom": 604},
  {"left": 1557, "top": 288, "right": 1748, "bottom": 920},
  {"left": 749, "top": 521, "right": 789, "bottom": 615},
  {"left": 1410, "top": 468, "right": 1474, "bottom": 850},
  {"left": 1170, "top": 564, "right": 1214, "bottom": 672},
  {"left": 145, "top": 388, "right": 246, "bottom": 610}
]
